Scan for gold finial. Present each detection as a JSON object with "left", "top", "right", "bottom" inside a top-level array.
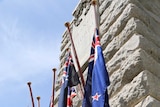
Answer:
[
  {"left": 91, "top": 0, "right": 97, "bottom": 5},
  {"left": 65, "top": 22, "right": 70, "bottom": 27},
  {"left": 66, "top": 48, "right": 70, "bottom": 51},
  {"left": 52, "top": 68, "right": 57, "bottom": 72},
  {"left": 37, "top": 96, "right": 40, "bottom": 100},
  {"left": 27, "top": 82, "right": 31, "bottom": 86}
]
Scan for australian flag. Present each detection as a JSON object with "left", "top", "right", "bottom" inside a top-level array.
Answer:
[
  {"left": 83, "top": 28, "right": 110, "bottom": 107},
  {"left": 58, "top": 50, "right": 80, "bottom": 107}
]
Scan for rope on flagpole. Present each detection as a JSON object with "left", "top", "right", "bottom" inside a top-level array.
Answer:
[
  {"left": 65, "top": 22, "right": 85, "bottom": 88},
  {"left": 52, "top": 68, "right": 56, "bottom": 107},
  {"left": 27, "top": 82, "right": 35, "bottom": 107},
  {"left": 36, "top": 96, "right": 40, "bottom": 107}
]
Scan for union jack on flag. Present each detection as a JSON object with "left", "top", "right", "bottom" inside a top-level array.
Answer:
[{"left": 58, "top": 50, "right": 80, "bottom": 107}]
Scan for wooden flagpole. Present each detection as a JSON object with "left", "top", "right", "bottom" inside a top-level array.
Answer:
[
  {"left": 91, "top": 0, "right": 99, "bottom": 29},
  {"left": 36, "top": 96, "right": 40, "bottom": 107},
  {"left": 65, "top": 22, "right": 85, "bottom": 88},
  {"left": 52, "top": 68, "right": 56, "bottom": 107},
  {"left": 27, "top": 82, "right": 35, "bottom": 107}
]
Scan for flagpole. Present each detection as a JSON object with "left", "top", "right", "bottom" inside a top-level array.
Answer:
[
  {"left": 66, "top": 48, "right": 84, "bottom": 99},
  {"left": 91, "top": 0, "right": 99, "bottom": 29},
  {"left": 36, "top": 96, "right": 40, "bottom": 107},
  {"left": 52, "top": 68, "right": 56, "bottom": 107},
  {"left": 65, "top": 22, "right": 85, "bottom": 88},
  {"left": 27, "top": 82, "right": 35, "bottom": 107}
]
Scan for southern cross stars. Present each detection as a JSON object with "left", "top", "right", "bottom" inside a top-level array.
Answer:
[{"left": 92, "top": 93, "right": 101, "bottom": 101}]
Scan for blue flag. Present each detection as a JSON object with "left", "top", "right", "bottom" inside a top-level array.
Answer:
[
  {"left": 58, "top": 53, "right": 69, "bottom": 107},
  {"left": 82, "top": 36, "right": 95, "bottom": 107},
  {"left": 58, "top": 51, "right": 80, "bottom": 107},
  {"left": 92, "top": 28, "right": 110, "bottom": 107},
  {"left": 83, "top": 28, "right": 110, "bottom": 107}
]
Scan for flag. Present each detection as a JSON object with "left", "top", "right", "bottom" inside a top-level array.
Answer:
[
  {"left": 92, "top": 28, "right": 110, "bottom": 107},
  {"left": 67, "top": 87, "right": 77, "bottom": 107},
  {"left": 70, "top": 87, "right": 77, "bottom": 98},
  {"left": 82, "top": 36, "right": 95, "bottom": 107},
  {"left": 67, "top": 53, "right": 80, "bottom": 87},
  {"left": 58, "top": 50, "right": 80, "bottom": 107},
  {"left": 83, "top": 28, "right": 110, "bottom": 107},
  {"left": 67, "top": 87, "right": 72, "bottom": 107}
]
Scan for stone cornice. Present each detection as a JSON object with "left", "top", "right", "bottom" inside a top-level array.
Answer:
[{"left": 72, "top": 0, "right": 91, "bottom": 26}]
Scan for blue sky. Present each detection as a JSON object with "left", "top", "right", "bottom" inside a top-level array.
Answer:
[{"left": 0, "top": 0, "right": 79, "bottom": 107}]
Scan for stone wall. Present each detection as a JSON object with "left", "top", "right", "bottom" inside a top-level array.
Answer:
[{"left": 55, "top": 0, "right": 160, "bottom": 106}]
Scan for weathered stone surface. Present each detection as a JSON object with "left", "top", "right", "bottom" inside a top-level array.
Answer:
[
  {"left": 135, "top": 96, "right": 160, "bottom": 107},
  {"left": 100, "top": 0, "right": 131, "bottom": 35},
  {"left": 103, "top": 17, "right": 138, "bottom": 62},
  {"left": 101, "top": 1, "right": 160, "bottom": 49},
  {"left": 99, "top": 0, "right": 112, "bottom": 16},
  {"left": 108, "top": 47, "right": 160, "bottom": 97},
  {"left": 108, "top": 48, "right": 143, "bottom": 97},
  {"left": 110, "top": 70, "right": 160, "bottom": 107},
  {"left": 72, "top": 0, "right": 91, "bottom": 26},
  {"left": 104, "top": 34, "right": 160, "bottom": 74}
]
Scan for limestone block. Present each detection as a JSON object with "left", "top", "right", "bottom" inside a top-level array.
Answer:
[
  {"left": 102, "top": 19, "right": 160, "bottom": 64},
  {"left": 141, "top": 49, "right": 160, "bottom": 79},
  {"left": 100, "top": 0, "right": 160, "bottom": 48},
  {"left": 109, "top": 70, "right": 160, "bottom": 107},
  {"left": 135, "top": 17, "right": 160, "bottom": 48},
  {"left": 100, "top": 0, "right": 131, "bottom": 35},
  {"left": 107, "top": 34, "right": 143, "bottom": 75},
  {"left": 100, "top": 2, "right": 140, "bottom": 48},
  {"left": 108, "top": 48, "right": 143, "bottom": 97},
  {"left": 108, "top": 49, "right": 160, "bottom": 98},
  {"left": 137, "top": 35, "right": 160, "bottom": 64},
  {"left": 135, "top": 96, "right": 160, "bottom": 107},
  {"left": 107, "top": 33, "right": 160, "bottom": 96},
  {"left": 103, "top": 17, "right": 138, "bottom": 62},
  {"left": 137, "top": 0, "right": 160, "bottom": 23},
  {"left": 103, "top": 18, "right": 160, "bottom": 62},
  {"left": 99, "top": 0, "right": 112, "bottom": 16}
]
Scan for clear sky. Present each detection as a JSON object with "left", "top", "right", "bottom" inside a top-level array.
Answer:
[{"left": 0, "top": 0, "right": 79, "bottom": 107}]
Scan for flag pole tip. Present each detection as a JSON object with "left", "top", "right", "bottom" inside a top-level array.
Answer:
[
  {"left": 91, "top": 0, "right": 97, "bottom": 5},
  {"left": 64, "top": 22, "right": 70, "bottom": 27},
  {"left": 66, "top": 48, "right": 70, "bottom": 51},
  {"left": 52, "top": 68, "right": 57, "bottom": 72},
  {"left": 27, "top": 82, "right": 31, "bottom": 85},
  {"left": 37, "top": 96, "right": 40, "bottom": 100}
]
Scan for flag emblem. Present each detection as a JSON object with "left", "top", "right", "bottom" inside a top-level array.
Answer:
[{"left": 92, "top": 93, "right": 101, "bottom": 101}]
